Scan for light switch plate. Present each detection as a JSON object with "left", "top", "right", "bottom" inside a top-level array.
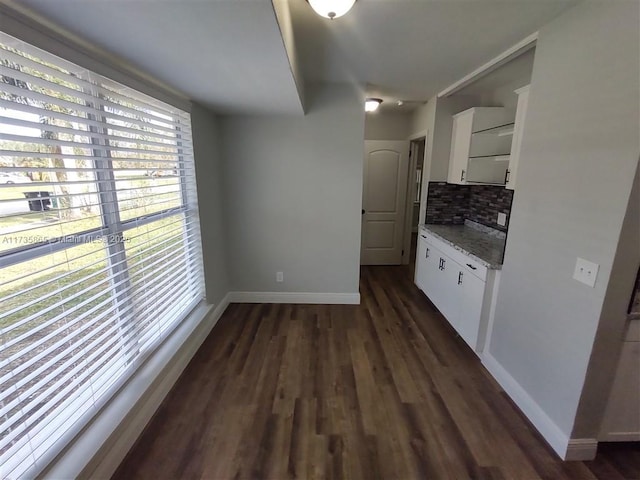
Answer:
[
  {"left": 497, "top": 212, "right": 507, "bottom": 226},
  {"left": 573, "top": 257, "right": 599, "bottom": 287}
]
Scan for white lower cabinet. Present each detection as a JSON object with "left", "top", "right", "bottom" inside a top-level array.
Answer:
[
  {"left": 416, "top": 233, "right": 441, "bottom": 298},
  {"left": 415, "top": 233, "right": 430, "bottom": 289},
  {"left": 435, "top": 253, "right": 462, "bottom": 325},
  {"left": 457, "top": 269, "right": 487, "bottom": 350},
  {"left": 415, "top": 229, "right": 497, "bottom": 354}
]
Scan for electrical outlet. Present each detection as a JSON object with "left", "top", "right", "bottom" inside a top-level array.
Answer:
[
  {"left": 572, "top": 257, "right": 599, "bottom": 287},
  {"left": 276, "top": 271, "right": 284, "bottom": 283},
  {"left": 497, "top": 212, "right": 507, "bottom": 226}
]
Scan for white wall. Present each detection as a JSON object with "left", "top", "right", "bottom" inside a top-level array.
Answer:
[
  {"left": 364, "top": 111, "right": 412, "bottom": 140},
  {"left": 574, "top": 160, "right": 640, "bottom": 439},
  {"left": 409, "top": 101, "right": 433, "bottom": 139},
  {"left": 191, "top": 103, "right": 231, "bottom": 304},
  {"left": 220, "top": 83, "right": 364, "bottom": 296},
  {"left": 477, "top": 78, "right": 530, "bottom": 111},
  {"left": 487, "top": 0, "right": 640, "bottom": 454},
  {"left": 467, "top": 48, "right": 535, "bottom": 110}
]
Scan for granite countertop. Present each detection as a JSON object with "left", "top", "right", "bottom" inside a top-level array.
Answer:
[{"left": 420, "top": 222, "right": 506, "bottom": 269}]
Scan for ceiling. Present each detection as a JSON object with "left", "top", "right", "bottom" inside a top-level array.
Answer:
[
  {"left": 16, "top": 0, "right": 304, "bottom": 115},
  {"left": 16, "top": 0, "right": 579, "bottom": 115},
  {"left": 289, "top": 0, "right": 577, "bottom": 107}
]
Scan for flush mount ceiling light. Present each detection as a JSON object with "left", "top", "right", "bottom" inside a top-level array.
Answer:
[
  {"left": 307, "top": 0, "right": 357, "bottom": 19},
  {"left": 365, "top": 98, "right": 383, "bottom": 112}
]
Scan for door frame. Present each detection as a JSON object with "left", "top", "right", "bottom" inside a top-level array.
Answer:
[{"left": 401, "top": 131, "right": 428, "bottom": 265}]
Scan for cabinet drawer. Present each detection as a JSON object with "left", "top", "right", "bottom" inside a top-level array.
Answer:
[{"left": 457, "top": 254, "right": 487, "bottom": 281}]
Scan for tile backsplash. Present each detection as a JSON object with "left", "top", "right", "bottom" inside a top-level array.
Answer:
[
  {"left": 424, "top": 182, "right": 469, "bottom": 225},
  {"left": 425, "top": 182, "right": 514, "bottom": 232},
  {"left": 467, "top": 184, "right": 514, "bottom": 231}
]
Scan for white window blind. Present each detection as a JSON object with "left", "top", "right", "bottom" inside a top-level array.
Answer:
[{"left": 0, "top": 32, "right": 204, "bottom": 479}]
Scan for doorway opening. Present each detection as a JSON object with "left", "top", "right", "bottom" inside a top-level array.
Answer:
[{"left": 404, "top": 137, "right": 426, "bottom": 267}]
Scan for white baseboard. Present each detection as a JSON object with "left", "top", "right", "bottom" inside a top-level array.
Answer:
[
  {"left": 47, "top": 294, "right": 231, "bottom": 480},
  {"left": 228, "top": 291, "right": 360, "bottom": 305},
  {"left": 482, "top": 352, "right": 572, "bottom": 460},
  {"left": 565, "top": 438, "right": 598, "bottom": 461}
]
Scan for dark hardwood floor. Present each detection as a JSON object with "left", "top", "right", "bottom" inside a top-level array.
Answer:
[{"left": 113, "top": 260, "right": 640, "bottom": 479}]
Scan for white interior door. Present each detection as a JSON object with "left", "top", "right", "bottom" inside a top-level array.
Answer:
[{"left": 361, "top": 140, "right": 410, "bottom": 265}]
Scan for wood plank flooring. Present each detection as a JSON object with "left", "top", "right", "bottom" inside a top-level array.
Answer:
[{"left": 113, "top": 262, "right": 640, "bottom": 479}]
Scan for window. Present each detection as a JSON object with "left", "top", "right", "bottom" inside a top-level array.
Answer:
[{"left": 0, "top": 32, "right": 204, "bottom": 478}]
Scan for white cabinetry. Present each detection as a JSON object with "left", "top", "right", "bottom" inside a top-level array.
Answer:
[
  {"left": 448, "top": 107, "right": 515, "bottom": 185},
  {"left": 505, "top": 85, "right": 530, "bottom": 190},
  {"left": 415, "top": 229, "right": 497, "bottom": 353},
  {"left": 416, "top": 233, "right": 445, "bottom": 307},
  {"left": 415, "top": 234, "right": 433, "bottom": 291},
  {"left": 435, "top": 252, "right": 462, "bottom": 324},
  {"left": 457, "top": 269, "right": 486, "bottom": 349}
]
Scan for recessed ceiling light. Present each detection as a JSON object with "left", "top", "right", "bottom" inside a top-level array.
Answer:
[
  {"left": 365, "top": 98, "right": 383, "bottom": 112},
  {"left": 307, "top": 0, "right": 357, "bottom": 19},
  {"left": 397, "top": 100, "right": 404, "bottom": 106}
]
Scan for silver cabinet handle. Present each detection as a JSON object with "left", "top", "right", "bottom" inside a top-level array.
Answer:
[
  {"left": 466, "top": 263, "right": 477, "bottom": 270},
  {"left": 458, "top": 271, "right": 463, "bottom": 285}
]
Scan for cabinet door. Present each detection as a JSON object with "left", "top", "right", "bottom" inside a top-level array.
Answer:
[
  {"left": 457, "top": 268, "right": 486, "bottom": 350},
  {"left": 417, "top": 235, "right": 441, "bottom": 300},
  {"left": 434, "top": 252, "right": 461, "bottom": 327},
  {"left": 506, "top": 85, "right": 530, "bottom": 190},
  {"left": 447, "top": 111, "right": 473, "bottom": 184},
  {"left": 417, "top": 237, "right": 450, "bottom": 314},
  {"left": 424, "top": 244, "right": 442, "bottom": 300},
  {"left": 415, "top": 234, "right": 429, "bottom": 291}
]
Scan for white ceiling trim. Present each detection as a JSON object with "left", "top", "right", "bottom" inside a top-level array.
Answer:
[{"left": 438, "top": 32, "right": 539, "bottom": 99}]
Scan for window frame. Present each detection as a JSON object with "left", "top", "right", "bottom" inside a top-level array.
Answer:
[{"left": 0, "top": 30, "right": 204, "bottom": 479}]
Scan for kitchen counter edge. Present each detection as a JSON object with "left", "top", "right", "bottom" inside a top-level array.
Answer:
[{"left": 419, "top": 225, "right": 504, "bottom": 270}]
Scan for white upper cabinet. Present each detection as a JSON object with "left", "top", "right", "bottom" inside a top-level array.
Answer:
[
  {"left": 448, "top": 110, "right": 474, "bottom": 184},
  {"left": 447, "top": 107, "right": 515, "bottom": 185},
  {"left": 505, "top": 85, "right": 531, "bottom": 190}
]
